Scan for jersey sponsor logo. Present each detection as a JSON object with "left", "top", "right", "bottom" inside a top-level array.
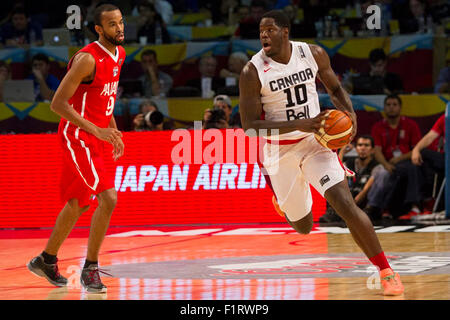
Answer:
[
  {"left": 101, "top": 81, "right": 119, "bottom": 96},
  {"left": 286, "top": 104, "right": 310, "bottom": 121},
  {"left": 320, "top": 175, "right": 330, "bottom": 186},
  {"left": 264, "top": 67, "right": 272, "bottom": 73},
  {"left": 99, "top": 58, "right": 105, "bottom": 62},
  {"left": 269, "top": 68, "right": 314, "bottom": 92},
  {"left": 114, "top": 163, "right": 266, "bottom": 192},
  {"left": 113, "top": 66, "right": 119, "bottom": 77}
]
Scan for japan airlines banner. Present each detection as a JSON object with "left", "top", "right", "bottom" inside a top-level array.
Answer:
[{"left": 0, "top": 130, "right": 326, "bottom": 228}]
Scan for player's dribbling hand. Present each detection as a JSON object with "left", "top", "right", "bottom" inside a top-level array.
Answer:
[{"left": 298, "top": 110, "right": 329, "bottom": 134}]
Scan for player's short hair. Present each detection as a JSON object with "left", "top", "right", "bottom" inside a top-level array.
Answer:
[
  {"left": 384, "top": 94, "right": 402, "bottom": 106},
  {"left": 369, "top": 48, "right": 387, "bottom": 64},
  {"left": 31, "top": 53, "right": 49, "bottom": 65},
  {"left": 356, "top": 135, "right": 374, "bottom": 148},
  {"left": 261, "top": 10, "right": 291, "bottom": 31},
  {"left": 94, "top": 3, "right": 120, "bottom": 26}
]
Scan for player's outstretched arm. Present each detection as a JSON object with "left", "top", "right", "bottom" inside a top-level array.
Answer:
[
  {"left": 310, "top": 44, "right": 357, "bottom": 140},
  {"left": 50, "top": 53, "right": 122, "bottom": 149},
  {"left": 239, "top": 61, "right": 326, "bottom": 136}
]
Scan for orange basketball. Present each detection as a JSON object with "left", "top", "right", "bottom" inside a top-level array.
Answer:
[{"left": 314, "top": 110, "right": 353, "bottom": 149}]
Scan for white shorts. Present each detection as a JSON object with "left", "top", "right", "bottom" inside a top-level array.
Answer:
[{"left": 262, "top": 134, "right": 345, "bottom": 222}]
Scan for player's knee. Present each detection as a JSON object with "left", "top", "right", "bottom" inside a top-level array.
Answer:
[
  {"left": 67, "top": 199, "right": 88, "bottom": 216},
  {"left": 288, "top": 213, "right": 313, "bottom": 235},
  {"left": 99, "top": 190, "right": 117, "bottom": 211}
]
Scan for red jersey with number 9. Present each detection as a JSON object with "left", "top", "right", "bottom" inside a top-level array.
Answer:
[
  {"left": 59, "top": 40, "right": 126, "bottom": 135},
  {"left": 56, "top": 41, "right": 126, "bottom": 207}
]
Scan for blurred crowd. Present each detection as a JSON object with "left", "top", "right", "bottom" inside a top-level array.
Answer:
[
  {"left": 0, "top": 0, "right": 448, "bottom": 46},
  {"left": 0, "top": 0, "right": 448, "bottom": 107},
  {"left": 0, "top": 1, "right": 447, "bottom": 223}
]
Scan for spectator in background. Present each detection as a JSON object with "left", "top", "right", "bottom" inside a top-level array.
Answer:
[
  {"left": 203, "top": 94, "right": 241, "bottom": 129},
  {"left": 399, "top": 0, "right": 433, "bottom": 34},
  {"left": 132, "top": 0, "right": 174, "bottom": 26},
  {"left": 217, "top": 0, "right": 239, "bottom": 25},
  {"left": 0, "top": 6, "right": 43, "bottom": 47},
  {"left": 133, "top": 99, "right": 174, "bottom": 131},
  {"left": 235, "top": 0, "right": 267, "bottom": 39},
  {"left": 0, "top": 61, "right": 12, "bottom": 102},
  {"left": 349, "top": 49, "right": 404, "bottom": 95},
  {"left": 203, "top": 108, "right": 229, "bottom": 129},
  {"left": 370, "top": 94, "right": 424, "bottom": 220},
  {"left": 230, "top": 5, "right": 250, "bottom": 28},
  {"left": 412, "top": 113, "right": 446, "bottom": 213},
  {"left": 186, "top": 56, "right": 225, "bottom": 98},
  {"left": 139, "top": 49, "right": 173, "bottom": 97},
  {"left": 320, "top": 135, "right": 385, "bottom": 223},
  {"left": 220, "top": 52, "right": 248, "bottom": 86},
  {"left": 27, "top": 53, "right": 60, "bottom": 102},
  {"left": 215, "top": 94, "right": 241, "bottom": 127},
  {"left": 137, "top": 1, "right": 171, "bottom": 44}
]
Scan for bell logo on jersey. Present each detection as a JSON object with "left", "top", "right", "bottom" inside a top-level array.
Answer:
[
  {"left": 101, "top": 81, "right": 119, "bottom": 96},
  {"left": 287, "top": 105, "right": 310, "bottom": 121}
]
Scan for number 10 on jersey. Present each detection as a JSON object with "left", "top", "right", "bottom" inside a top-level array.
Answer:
[{"left": 284, "top": 84, "right": 309, "bottom": 120}]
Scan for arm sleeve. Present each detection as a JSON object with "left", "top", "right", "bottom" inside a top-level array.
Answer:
[{"left": 431, "top": 114, "right": 445, "bottom": 136}]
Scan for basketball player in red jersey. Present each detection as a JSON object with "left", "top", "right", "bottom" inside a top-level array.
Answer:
[
  {"left": 27, "top": 4, "right": 126, "bottom": 293},
  {"left": 239, "top": 10, "right": 404, "bottom": 296}
]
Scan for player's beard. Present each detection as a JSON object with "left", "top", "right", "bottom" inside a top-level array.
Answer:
[{"left": 104, "top": 32, "right": 124, "bottom": 46}]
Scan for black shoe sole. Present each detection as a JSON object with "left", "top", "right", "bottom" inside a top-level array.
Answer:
[
  {"left": 27, "top": 261, "right": 67, "bottom": 287},
  {"left": 80, "top": 278, "right": 107, "bottom": 293}
]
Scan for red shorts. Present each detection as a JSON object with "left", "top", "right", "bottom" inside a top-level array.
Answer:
[{"left": 59, "top": 128, "right": 114, "bottom": 208}]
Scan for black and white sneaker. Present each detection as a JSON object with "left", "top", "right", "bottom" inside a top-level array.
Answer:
[
  {"left": 80, "top": 264, "right": 110, "bottom": 293},
  {"left": 27, "top": 255, "right": 67, "bottom": 287}
]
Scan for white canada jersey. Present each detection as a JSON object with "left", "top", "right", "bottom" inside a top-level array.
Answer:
[{"left": 250, "top": 41, "right": 320, "bottom": 140}]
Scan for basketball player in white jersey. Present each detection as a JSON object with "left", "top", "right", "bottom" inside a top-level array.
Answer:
[{"left": 239, "top": 10, "right": 404, "bottom": 296}]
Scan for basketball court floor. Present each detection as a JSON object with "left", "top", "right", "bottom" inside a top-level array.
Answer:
[{"left": 1, "top": 223, "right": 449, "bottom": 300}]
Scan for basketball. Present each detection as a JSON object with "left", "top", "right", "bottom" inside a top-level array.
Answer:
[{"left": 314, "top": 110, "right": 353, "bottom": 149}]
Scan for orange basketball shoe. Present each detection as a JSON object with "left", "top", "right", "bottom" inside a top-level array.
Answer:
[
  {"left": 272, "top": 195, "right": 285, "bottom": 218},
  {"left": 380, "top": 268, "right": 404, "bottom": 296}
]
